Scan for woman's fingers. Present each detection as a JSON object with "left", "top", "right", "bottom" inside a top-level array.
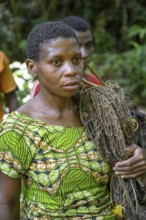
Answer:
[{"left": 113, "top": 146, "right": 146, "bottom": 178}]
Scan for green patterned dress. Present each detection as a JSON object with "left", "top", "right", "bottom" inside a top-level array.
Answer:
[{"left": 0, "top": 112, "right": 116, "bottom": 220}]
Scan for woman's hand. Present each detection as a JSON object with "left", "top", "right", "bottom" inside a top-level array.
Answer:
[{"left": 113, "top": 145, "right": 146, "bottom": 178}]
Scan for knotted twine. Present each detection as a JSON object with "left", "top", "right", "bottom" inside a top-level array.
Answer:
[{"left": 75, "top": 67, "right": 146, "bottom": 220}]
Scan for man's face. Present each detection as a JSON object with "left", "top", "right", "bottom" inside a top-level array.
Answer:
[{"left": 75, "top": 30, "right": 94, "bottom": 69}]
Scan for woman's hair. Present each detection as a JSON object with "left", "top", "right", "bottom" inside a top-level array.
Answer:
[
  {"left": 26, "top": 21, "right": 78, "bottom": 61},
  {"left": 62, "top": 16, "right": 92, "bottom": 32}
]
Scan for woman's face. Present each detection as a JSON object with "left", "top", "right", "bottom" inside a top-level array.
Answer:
[
  {"left": 75, "top": 30, "right": 94, "bottom": 68},
  {"left": 28, "top": 37, "right": 84, "bottom": 98}
]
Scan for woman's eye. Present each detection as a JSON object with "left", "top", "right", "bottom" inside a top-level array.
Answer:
[
  {"left": 73, "top": 57, "right": 82, "bottom": 64},
  {"left": 53, "top": 59, "right": 61, "bottom": 66}
]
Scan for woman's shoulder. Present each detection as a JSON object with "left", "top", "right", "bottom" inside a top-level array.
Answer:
[
  {"left": 17, "top": 98, "right": 35, "bottom": 115},
  {"left": 0, "top": 111, "right": 43, "bottom": 153},
  {"left": 1, "top": 107, "right": 41, "bottom": 135},
  {"left": 1, "top": 111, "right": 30, "bottom": 132}
]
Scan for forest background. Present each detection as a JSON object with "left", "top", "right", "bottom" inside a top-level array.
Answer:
[{"left": 0, "top": 0, "right": 146, "bottom": 108}]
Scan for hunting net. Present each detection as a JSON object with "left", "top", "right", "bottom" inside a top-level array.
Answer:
[{"left": 75, "top": 78, "right": 146, "bottom": 220}]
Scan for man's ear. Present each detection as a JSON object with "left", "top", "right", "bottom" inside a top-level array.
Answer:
[{"left": 26, "top": 59, "right": 37, "bottom": 77}]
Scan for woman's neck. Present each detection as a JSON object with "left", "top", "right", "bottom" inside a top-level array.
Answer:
[
  {"left": 27, "top": 91, "right": 82, "bottom": 126},
  {"left": 38, "top": 90, "right": 75, "bottom": 113}
]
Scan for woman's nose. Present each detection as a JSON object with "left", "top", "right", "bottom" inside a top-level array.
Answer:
[{"left": 64, "top": 62, "right": 78, "bottom": 76}]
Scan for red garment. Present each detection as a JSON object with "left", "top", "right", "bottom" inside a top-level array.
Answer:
[
  {"left": 85, "top": 73, "right": 104, "bottom": 85},
  {"left": 30, "top": 73, "right": 104, "bottom": 98}
]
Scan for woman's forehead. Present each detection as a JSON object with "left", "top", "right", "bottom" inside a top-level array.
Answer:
[
  {"left": 41, "top": 37, "right": 79, "bottom": 48},
  {"left": 39, "top": 37, "right": 81, "bottom": 57}
]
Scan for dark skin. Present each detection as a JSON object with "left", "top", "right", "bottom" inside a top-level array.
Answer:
[
  {"left": 5, "top": 90, "right": 19, "bottom": 112},
  {"left": 0, "top": 172, "right": 21, "bottom": 220},
  {"left": 0, "top": 37, "right": 84, "bottom": 219},
  {"left": 24, "top": 38, "right": 83, "bottom": 127}
]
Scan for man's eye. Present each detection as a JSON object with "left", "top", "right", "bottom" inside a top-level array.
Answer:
[{"left": 86, "top": 43, "right": 93, "bottom": 49}]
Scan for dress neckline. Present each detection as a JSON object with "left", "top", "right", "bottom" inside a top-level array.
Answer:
[{"left": 12, "top": 111, "right": 85, "bottom": 129}]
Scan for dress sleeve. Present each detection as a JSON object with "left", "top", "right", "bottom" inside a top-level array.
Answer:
[{"left": 0, "top": 128, "right": 33, "bottom": 178}]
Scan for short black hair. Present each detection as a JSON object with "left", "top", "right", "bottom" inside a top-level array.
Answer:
[
  {"left": 26, "top": 21, "right": 78, "bottom": 61},
  {"left": 62, "top": 16, "right": 91, "bottom": 32}
]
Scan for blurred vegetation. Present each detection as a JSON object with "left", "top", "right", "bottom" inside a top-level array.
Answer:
[{"left": 0, "top": 0, "right": 146, "bottom": 108}]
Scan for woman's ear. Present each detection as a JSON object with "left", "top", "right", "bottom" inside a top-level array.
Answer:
[{"left": 25, "top": 59, "right": 37, "bottom": 77}]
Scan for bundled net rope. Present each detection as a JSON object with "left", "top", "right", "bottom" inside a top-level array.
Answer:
[
  {"left": 75, "top": 65, "right": 146, "bottom": 220},
  {"left": 125, "top": 93, "right": 146, "bottom": 150}
]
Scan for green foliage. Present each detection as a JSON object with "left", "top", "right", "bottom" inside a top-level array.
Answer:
[
  {"left": 91, "top": 44, "right": 146, "bottom": 107},
  {"left": 10, "top": 62, "right": 34, "bottom": 105},
  {"left": 128, "top": 24, "right": 146, "bottom": 49},
  {"left": 128, "top": 25, "right": 146, "bottom": 41}
]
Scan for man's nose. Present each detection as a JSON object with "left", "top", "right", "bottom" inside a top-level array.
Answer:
[{"left": 80, "top": 47, "right": 88, "bottom": 60}]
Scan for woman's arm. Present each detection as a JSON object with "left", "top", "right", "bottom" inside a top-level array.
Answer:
[
  {"left": 113, "top": 146, "right": 146, "bottom": 178},
  {"left": 0, "top": 172, "right": 21, "bottom": 220}
]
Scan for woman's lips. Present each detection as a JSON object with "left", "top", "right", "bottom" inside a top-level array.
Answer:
[{"left": 63, "top": 81, "right": 80, "bottom": 90}]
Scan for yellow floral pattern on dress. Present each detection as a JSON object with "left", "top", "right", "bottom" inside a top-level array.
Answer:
[{"left": 0, "top": 112, "right": 116, "bottom": 220}]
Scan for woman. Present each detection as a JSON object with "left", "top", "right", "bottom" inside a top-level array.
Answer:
[
  {"left": 0, "top": 21, "right": 145, "bottom": 220},
  {"left": 30, "top": 16, "right": 146, "bottom": 179}
]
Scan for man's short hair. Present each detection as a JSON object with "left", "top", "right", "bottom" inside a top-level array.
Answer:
[
  {"left": 62, "top": 16, "right": 91, "bottom": 32},
  {"left": 26, "top": 21, "right": 78, "bottom": 61}
]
